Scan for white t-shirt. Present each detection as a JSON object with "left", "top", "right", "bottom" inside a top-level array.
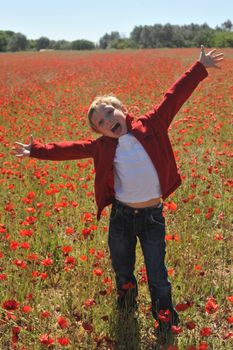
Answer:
[{"left": 113, "top": 133, "right": 162, "bottom": 203}]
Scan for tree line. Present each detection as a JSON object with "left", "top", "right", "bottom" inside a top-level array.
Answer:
[{"left": 0, "top": 20, "right": 232, "bottom": 52}]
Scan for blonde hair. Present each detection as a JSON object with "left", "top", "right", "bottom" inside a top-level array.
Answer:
[{"left": 87, "top": 95, "right": 123, "bottom": 132}]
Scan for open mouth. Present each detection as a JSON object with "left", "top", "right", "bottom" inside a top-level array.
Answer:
[{"left": 111, "top": 122, "right": 121, "bottom": 133}]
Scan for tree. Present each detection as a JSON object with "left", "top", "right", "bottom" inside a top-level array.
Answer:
[
  {"left": 140, "top": 25, "right": 153, "bottom": 48},
  {"left": 192, "top": 24, "right": 214, "bottom": 47},
  {"left": 130, "top": 26, "right": 143, "bottom": 44},
  {"left": 72, "top": 39, "right": 95, "bottom": 50},
  {"left": 213, "top": 31, "right": 233, "bottom": 47},
  {"left": 0, "top": 31, "right": 8, "bottom": 51},
  {"left": 53, "top": 40, "right": 72, "bottom": 50},
  {"left": 99, "top": 31, "right": 120, "bottom": 49},
  {"left": 36, "top": 36, "right": 50, "bottom": 51},
  {"left": 8, "top": 32, "right": 27, "bottom": 52},
  {"left": 221, "top": 19, "right": 233, "bottom": 31},
  {"left": 110, "top": 38, "right": 138, "bottom": 49}
]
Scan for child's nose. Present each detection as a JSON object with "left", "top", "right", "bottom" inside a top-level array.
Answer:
[{"left": 104, "top": 116, "right": 111, "bottom": 125}]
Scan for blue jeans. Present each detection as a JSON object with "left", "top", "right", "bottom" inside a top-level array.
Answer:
[{"left": 108, "top": 199, "right": 178, "bottom": 325}]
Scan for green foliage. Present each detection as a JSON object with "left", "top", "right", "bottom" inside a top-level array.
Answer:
[
  {"left": 36, "top": 36, "right": 50, "bottom": 51},
  {"left": 0, "top": 19, "right": 233, "bottom": 52},
  {"left": 130, "top": 23, "right": 218, "bottom": 48},
  {"left": 110, "top": 38, "right": 138, "bottom": 49},
  {"left": 0, "top": 31, "right": 8, "bottom": 51},
  {"left": 71, "top": 39, "right": 95, "bottom": 50},
  {"left": 213, "top": 31, "right": 233, "bottom": 47},
  {"left": 99, "top": 31, "right": 121, "bottom": 49},
  {"left": 8, "top": 32, "right": 27, "bottom": 52},
  {"left": 0, "top": 30, "right": 16, "bottom": 52},
  {"left": 53, "top": 40, "right": 72, "bottom": 50}
]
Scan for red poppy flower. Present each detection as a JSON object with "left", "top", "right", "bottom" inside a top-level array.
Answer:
[
  {"left": 158, "top": 309, "right": 171, "bottom": 323},
  {"left": 205, "top": 297, "right": 218, "bottom": 314},
  {"left": 39, "top": 334, "right": 54, "bottom": 346},
  {"left": 57, "top": 316, "right": 69, "bottom": 329},
  {"left": 2, "top": 299, "right": 19, "bottom": 311},
  {"left": 22, "top": 305, "right": 32, "bottom": 313},
  {"left": 200, "top": 327, "right": 212, "bottom": 337},
  {"left": 57, "top": 336, "right": 70, "bottom": 346}
]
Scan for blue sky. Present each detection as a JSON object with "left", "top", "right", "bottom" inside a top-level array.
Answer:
[{"left": 1, "top": 0, "right": 232, "bottom": 43}]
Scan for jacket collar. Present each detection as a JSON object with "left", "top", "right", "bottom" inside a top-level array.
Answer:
[{"left": 101, "top": 112, "right": 153, "bottom": 142}]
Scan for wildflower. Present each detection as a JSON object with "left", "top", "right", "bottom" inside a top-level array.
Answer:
[
  {"left": 13, "top": 259, "right": 27, "bottom": 269},
  {"left": 226, "top": 316, "right": 233, "bottom": 324},
  {"left": 27, "top": 191, "right": 36, "bottom": 199},
  {"left": 93, "top": 268, "right": 103, "bottom": 276},
  {"left": 79, "top": 255, "right": 87, "bottom": 262},
  {"left": 64, "top": 256, "right": 76, "bottom": 265},
  {"left": 2, "top": 299, "right": 19, "bottom": 311},
  {"left": 57, "top": 316, "right": 69, "bottom": 329},
  {"left": 40, "top": 272, "right": 48, "bottom": 280},
  {"left": 10, "top": 241, "right": 19, "bottom": 250},
  {"left": 22, "top": 305, "right": 32, "bottom": 313},
  {"left": 0, "top": 273, "right": 7, "bottom": 280},
  {"left": 82, "top": 228, "right": 91, "bottom": 237},
  {"left": 39, "top": 334, "right": 54, "bottom": 346},
  {"left": 61, "top": 245, "right": 72, "bottom": 254},
  {"left": 84, "top": 298, "right": 96, "bottom": 308},
  {"left": 20, "top": 229, "right": 33, "bottom": 237},
  {"left": 20, "top": 242, "right": 30, "bottom": 249},
  {"left": 226, "top": 295, "right": 233, "bottom": 303},
  {"left": 171, "top": 325, "right": 183, "bottom": 335},
  {"left": 198, "top": 342, "right": 208, "bottom": 350},
  {"left": 200, "top": 327, "right": 212, "bottom": 337},
  {"left": 165, "top": 201, "right": 177, "bottom": 211},
  {"left": 175, "top": 302, "right": 190, "bottom": 312},
  {"left": 41, "top": 258, "right": 53, "bottom": 266},
  {"left": 65, "top": 227, "right": 75, "bottom": 235},
  {"left": 57, "top": 336, "right": 70, "bottom": 346},
  {"left": 205, "top": 297, "right": 218, "bottom": 314},
  {"left": 158, "top": 309, "right": 171, "bottom": 323},
  {"left": 186, "top": 321, "right": 196, "bottom": 330}
]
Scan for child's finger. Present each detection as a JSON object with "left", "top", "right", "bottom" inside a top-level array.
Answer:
[
  {"left": 14, "top": 142, "right": 26, "bottom": 147},
  {"left": 208, "top": 48, "right": 217, "bottom": 55}
]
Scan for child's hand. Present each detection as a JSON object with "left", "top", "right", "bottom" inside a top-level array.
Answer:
[
  {"left": 199, "top": 45, "right": 224, "bottom": 69},
  {"left": 13, "top": 135, "right": 33, "bottom": 157}
]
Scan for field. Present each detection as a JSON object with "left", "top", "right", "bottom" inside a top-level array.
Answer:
[{"left": 0, "top": 48, "right": 232, "bottom": 350}]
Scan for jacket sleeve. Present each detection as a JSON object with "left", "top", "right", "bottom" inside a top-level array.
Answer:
[
  {"left": 146, "top": 61, "right": 208, "bottom": 129},
  {"left": 30, "top": 139, "right": 96, "bottom": 160}
]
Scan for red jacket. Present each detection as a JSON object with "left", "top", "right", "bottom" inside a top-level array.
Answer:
[{"left": 30, "top": 61, "right": 208, "bottom": 220}]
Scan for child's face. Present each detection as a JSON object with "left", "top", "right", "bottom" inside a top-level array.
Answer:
[{"left": 91, "top": 103, "right": 128, "bottom": 138}]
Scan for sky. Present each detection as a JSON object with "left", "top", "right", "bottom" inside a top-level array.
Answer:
[{"left": 1, "top": 0, "right": 232, "bottom": 44}]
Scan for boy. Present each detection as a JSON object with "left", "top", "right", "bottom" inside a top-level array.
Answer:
[{"left": 13, "top": 46, "right": 224, "bottom": 333}]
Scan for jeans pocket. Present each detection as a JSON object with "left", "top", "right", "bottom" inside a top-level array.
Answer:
[
  {"left": 147, "top": 211, "right": 165, "bottom": 226},
  {"left": 110, "top": 207, "right": 122, "bottom": 223}
]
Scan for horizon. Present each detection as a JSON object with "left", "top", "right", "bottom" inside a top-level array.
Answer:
[{"left": 0, "top": 0, "right": 232, "bottom": 43}]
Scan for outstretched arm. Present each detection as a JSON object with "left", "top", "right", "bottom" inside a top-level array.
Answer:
[
  {"left": 12, "top": 135, "right": 95, "bottom": 160},
  {"left": 148, "top": 46, "right": 224, "bottom": 129}
]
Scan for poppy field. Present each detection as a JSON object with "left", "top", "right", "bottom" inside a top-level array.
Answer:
[{"left": 0, "top": 48, "right": 232, "bottom": 349}]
